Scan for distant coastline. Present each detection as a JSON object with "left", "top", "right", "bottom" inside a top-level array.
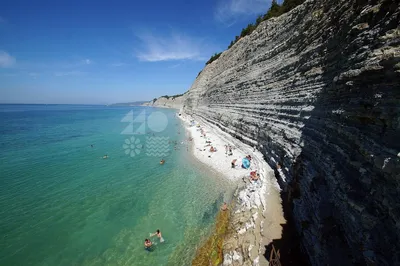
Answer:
[
  {"left": 142, "top": 94, "right": 185, "bottom": 109},
  {"left": 108, "top": 101, "right": 148, "bottom": 106}
]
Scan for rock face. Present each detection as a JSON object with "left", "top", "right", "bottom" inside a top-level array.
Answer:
[
  {"left": 143, "top": 95, "right": 184, "bottom": 109},
  {"left": 183, "top": 0, "right": 400, "bottom": 265}
]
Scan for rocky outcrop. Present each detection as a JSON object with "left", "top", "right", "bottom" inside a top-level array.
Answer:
[
  {"left": 143, "top": 95, "right": 184, "bottom": 109},
  {"left": 183, "top": 0, "right": 400, "bottom": 265}
]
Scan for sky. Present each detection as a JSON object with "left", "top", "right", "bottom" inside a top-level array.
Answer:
[{"left": 0, "top": 0, "right": 273, "bottom": 104}]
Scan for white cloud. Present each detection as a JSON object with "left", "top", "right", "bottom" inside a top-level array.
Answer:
[
  {"left": 54, "top": 71, "right": 85, "bottom": 77},
  {"left": 15, "top": 58, "right": 93, "bottom": 70},
  {"left": 135, "top": 32, "right": 210, "bottom": 62},
  {"left": 215, "top": 0, "right": 271, "bottom": 26},
  {"left": 0, "top": 51, "right": 16, "bottom": 68}
]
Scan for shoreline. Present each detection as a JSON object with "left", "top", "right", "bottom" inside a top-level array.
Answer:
[{"left": 178, "top": 112, "right": 285, "bottom": 265}]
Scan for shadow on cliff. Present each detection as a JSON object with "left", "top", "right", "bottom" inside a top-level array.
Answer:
[
  {"left": 264, "top": 174, "right": 310, "bottom": 266},
  {"left": 268, "top": 0, "right": 400, "bottom": 265}
]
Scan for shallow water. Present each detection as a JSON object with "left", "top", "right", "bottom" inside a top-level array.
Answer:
[{"left": 0, "top": 104, "right": 235, "bottom": 266}]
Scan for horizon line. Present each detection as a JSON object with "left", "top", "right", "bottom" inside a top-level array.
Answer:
[{"left": 0, "top": 101, "right": 150, "bottom": 105}]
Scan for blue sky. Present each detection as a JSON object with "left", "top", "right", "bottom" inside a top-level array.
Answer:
[{"left": 0, "top": 0, "right": 272, "bottom": 104}]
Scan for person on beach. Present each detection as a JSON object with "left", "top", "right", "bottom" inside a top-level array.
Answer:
[
  {"left": 144, "top": 239, "right": 152, "bottom": 251},
  {"left": 225, "top": 145, "right": 228, "bottom": 154},
  {"left": 150, "top": 229, "right": 164, "bottom": 242},
  {"left": 250, "top": 170, "right": 257, "bottom": 178},
  {"left": 221, "top": 202, "right": 228, "bottom": 211},
  {"left": 231, "top": 159, "right": 237, "bottom": 168},
  {"left": 251, "top": 173, "right": 260, "bottom": 182},
  {"left": 228, "top": 146, "right": 233, "bottom": 156}
]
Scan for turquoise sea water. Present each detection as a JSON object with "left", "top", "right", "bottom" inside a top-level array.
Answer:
[{"left": 0, "top": 104, "right": 234, "bottom": 266}]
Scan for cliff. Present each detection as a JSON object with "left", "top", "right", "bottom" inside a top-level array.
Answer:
[
  {"left": 183, "top": 0, "right": 400, "bottom": 265},
  {"left": 142, "top": 95, "right": 185, "bottom": 109}
]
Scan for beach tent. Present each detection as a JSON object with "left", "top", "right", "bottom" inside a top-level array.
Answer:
[{"left": 242, "top": 158, "right": 250, "bottom": 169}]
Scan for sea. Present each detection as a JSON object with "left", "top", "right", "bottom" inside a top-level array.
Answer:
[{"left": 0, "top": 104, "right": 235, "bottom": 266}]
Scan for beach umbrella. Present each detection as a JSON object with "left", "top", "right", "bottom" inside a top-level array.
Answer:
[{"left": 242, "top": 158, "right": 250, "bottom": 169}]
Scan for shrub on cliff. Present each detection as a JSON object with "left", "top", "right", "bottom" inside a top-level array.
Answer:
[
  {"left": 281, "top": 0, "right": 306, "bottom": 13},
  {"left": 208, "top": 0, "right": 306, "bottom": 63},
  {"left": 226, "top": 0, "right": 305, "bottom": 49},
  {"left": 240, "top": 23, "right": 257, "bottom": 38},
  {"left": 157, "top": 92, "right": 186, "bottom": 101},
  {"left": 262, "top": 0, "right": 283, "bottom": 20},
  {"left": 206, "top": 52, "right": 222, "bottom": 65},
  {"left": 171, "top": 93, "right": 184, "bottom": 100}
]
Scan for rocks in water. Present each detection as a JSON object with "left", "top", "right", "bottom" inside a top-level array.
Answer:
[
  {"left": 223, "top": 250, "right": 243, "bottom": 266},
  {"left": 183, "top": 0, "right": 400, "bottom": 265},
  {"left": 201, "top": 193, "right": 224, "bottom": 224}
]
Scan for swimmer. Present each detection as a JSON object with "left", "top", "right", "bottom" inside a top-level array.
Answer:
[
  {"left": 102, "top": 155, "right": 108, "bottom": 159},
  {"left": 160, "top": 159, "right": 165, "bottom": 165},
  {"left": 144, "top": 239, "right": 152, "bottom": 251},
  {"left": 150, "top": 229, "right": 164, "bottom": 242}
]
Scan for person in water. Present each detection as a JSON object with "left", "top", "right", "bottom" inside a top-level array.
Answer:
[
  {"left": 150, "top": 229, "right": 164, "bottom": 242},
  {"left": 160, "top": 159, "right": 165, "bottom": 165},
  {"left": 221, "top": 202, "right": 228, "bottom": 211},
  {"left": 144, "top": 239, "right": 152, "bottom": 251},
  {"left": 102, "top": 155, "right": 108, "bottom": 159}
]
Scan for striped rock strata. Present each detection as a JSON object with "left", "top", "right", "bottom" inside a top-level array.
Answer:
[{"left": 183, "top": 0, "right": 400, "bottom": 265}]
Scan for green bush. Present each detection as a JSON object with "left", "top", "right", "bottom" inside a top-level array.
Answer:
[
  {"left": 171, "top": 93, "right": 184, "bottom": 99},
  {"left": 226, "top": 0, "right": 305, "bottom": 49},
  {"left": 262, "top": 0, "right": 283, "bottom": 20},
  {"left": 157, "top": 92, "right": 187, "bottom": 101},
  {"left": 206, "top": 52, "right": 222, "bottom": 65},
  {"left": 205, "top": 0, "right": 305, "bottom": 67}
]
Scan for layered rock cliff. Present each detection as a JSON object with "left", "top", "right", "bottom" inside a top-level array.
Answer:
[
  {"left": 142, "top": 95, "right": 184, "bottom": 109},
  {"left": 183, "top": 0, "right": 400, "bottom": 265}
]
